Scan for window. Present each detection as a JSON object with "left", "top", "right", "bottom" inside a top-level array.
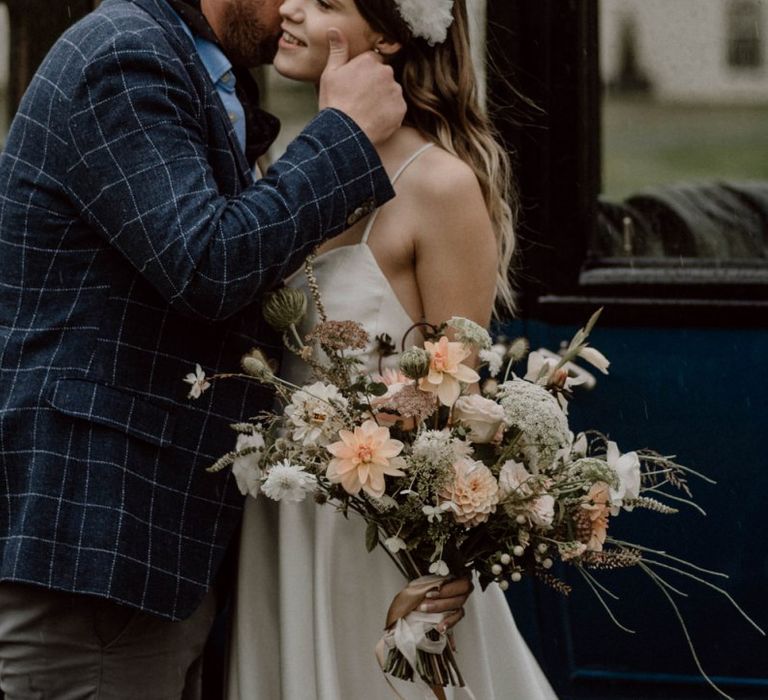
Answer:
[
  {"left": 728, "top": 0, "right": 764, "bottom": 68},
  {"left": 597, "top": 0, "right": 768, "bottom": 262},
  {"left": 486, "top": 0, "right": 768, "bottom": 325}
]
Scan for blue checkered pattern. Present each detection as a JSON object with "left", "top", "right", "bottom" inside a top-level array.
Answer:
[{"left": 0, "top": 0, "right": 393, "bottom": 620}]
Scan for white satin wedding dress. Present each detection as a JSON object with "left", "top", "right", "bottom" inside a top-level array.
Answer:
[{"left": 227, "top": 144, "right": 558, "bottom": 700}]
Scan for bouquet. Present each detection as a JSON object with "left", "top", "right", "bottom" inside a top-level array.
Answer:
[{"left": 185, "top": 264, "right": 762, "bottom": 699}]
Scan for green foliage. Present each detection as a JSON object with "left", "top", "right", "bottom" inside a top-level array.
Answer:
[{"left": 365, "top": 521, "right": 379, "bottom": 553}]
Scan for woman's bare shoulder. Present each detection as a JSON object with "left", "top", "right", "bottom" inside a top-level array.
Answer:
[
  {"left": 403, "top": 146, "right": 492, "bottom": 247},
  {"left": 409, "top": 146, "right": 484, "bottom": 203}
]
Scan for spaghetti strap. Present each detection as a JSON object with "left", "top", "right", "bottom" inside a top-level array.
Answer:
[{"left": 361, "top": 142, "right": 435, "bottom": 244}]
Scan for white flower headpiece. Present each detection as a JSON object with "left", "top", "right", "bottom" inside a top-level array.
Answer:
[{"left": 394, "top": 0, "right": 455, "bottom": 45}]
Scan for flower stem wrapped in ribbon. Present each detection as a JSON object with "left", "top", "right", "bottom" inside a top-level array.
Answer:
[{"left": 376, "top": 576, "right": 475, "bottom": 700}]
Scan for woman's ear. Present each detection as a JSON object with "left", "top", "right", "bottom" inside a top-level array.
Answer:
[{"left": 374, "top": 37, "right": 402, "bottom": 56}]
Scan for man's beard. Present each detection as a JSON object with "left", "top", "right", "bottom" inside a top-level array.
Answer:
[{"left": 220, "top": 0, "right": 280, "bottom": 67}]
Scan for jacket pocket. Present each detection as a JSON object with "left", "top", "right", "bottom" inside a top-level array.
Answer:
[{"left": 44, "top": 378, "right": 176, "bottom": 448}]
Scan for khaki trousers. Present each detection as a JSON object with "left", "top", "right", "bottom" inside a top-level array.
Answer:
[{"left": 0, "top": 582, "right": 216, "bottom": 700}]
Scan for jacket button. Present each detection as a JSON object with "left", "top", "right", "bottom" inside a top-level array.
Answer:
[{"left": 346, "top": 199, "right": 375, "bottom": 226}]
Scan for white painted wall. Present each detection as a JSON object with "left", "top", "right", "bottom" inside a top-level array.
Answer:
[{"left": 601, "top": 0, "right": 768, "bottom": 102}]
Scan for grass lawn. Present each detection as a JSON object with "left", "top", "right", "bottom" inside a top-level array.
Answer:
[{"left": 602, "top": 97, "right": 768, "bottom": 200}]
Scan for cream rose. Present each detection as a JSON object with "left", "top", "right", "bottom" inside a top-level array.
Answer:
[
  {"left": 530, "top": 494, "right": 555, "bottom": 528},
  {"left": 453, "top": 394, "right": 506, "bottom": 444}
]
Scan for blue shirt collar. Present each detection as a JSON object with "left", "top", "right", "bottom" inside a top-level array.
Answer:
[{"left": 174, "top": 9, "right": 234, "bottom": 88}]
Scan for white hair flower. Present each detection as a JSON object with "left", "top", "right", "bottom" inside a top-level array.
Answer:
[
  {"left": 479, "top": 344, "right": 506, "bottom": 378},
  {"left": 395, "top": 0, "right": 455, "bottom": 45}
]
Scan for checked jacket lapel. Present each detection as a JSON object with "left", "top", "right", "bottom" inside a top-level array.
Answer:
[{"left": 129, "top": 0, "right": 261, "bottom": 186}]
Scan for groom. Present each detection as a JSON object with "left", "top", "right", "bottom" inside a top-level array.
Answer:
[{"left": 0, "top": 0, "right": 471, "bottom": 697}]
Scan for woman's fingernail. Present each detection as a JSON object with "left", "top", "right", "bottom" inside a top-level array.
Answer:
[
  {"left": 419, "top": 603, "right": 431, "bottom": 613},
  {"left": 437, "top": 624, "right": 447, "bottom": 634},
  {"left": 425, "top": 591, "right": 439, "bottom": 599}
]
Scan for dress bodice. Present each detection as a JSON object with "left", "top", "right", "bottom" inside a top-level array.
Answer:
[{"left": 280, "top": 144, "right": 434, "bottom": 385}]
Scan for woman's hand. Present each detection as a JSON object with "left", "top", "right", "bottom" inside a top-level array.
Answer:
[{"left": 417, "top": 577, "right": 474, "bottom": 634}]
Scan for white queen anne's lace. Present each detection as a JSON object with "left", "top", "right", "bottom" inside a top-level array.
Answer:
[
  {"left": 412, "top": 429, "right": 472, "bottom": 466},
  {"left": 497, "top": 379, "right": 571, "bottom": 473},
  {"left": 395, "top": 0, "right": 455, "bottom": 45}
]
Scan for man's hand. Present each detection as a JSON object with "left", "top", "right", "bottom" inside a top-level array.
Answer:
[
  {"left": 318, "top": 28, "right": 406, "bottom": 146},
  {"left": 418, "top": 577, "right": 474, "bottom": 634}
]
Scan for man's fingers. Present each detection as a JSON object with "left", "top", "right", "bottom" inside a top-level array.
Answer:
[
  {"left": 324, "top": 28, "right": 349, "bottom": 69},
  {"left": 317, "top": 31, "right": 406, "bottom": 144}
]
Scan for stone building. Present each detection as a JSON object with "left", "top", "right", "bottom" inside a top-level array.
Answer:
[{"left": 600, "top": 0, "right": 768, "bottom": 102}]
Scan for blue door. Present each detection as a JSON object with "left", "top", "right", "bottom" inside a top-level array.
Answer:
[{"left": 487, "top": 2, "right": 768, "bottom": 698}]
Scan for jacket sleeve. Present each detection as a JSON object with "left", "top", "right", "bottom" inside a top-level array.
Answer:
[{"left": 65, "top": 32, "right": 394, "bottom": 321}]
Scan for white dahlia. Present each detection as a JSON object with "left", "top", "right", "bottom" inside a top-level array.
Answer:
[
  {"left": 284, "top": 381, "right": 348, "bottom": 447},
  {"left": 261, "top": 460, "right": 317, "bottom": 503}
]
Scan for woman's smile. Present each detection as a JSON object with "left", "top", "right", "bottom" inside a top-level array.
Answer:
[
  {"left": 279, "top": 28, "right": 307, "bottom": 48},
  {"left": 274, "top": 0, "right": 380, "bottom": 83}
]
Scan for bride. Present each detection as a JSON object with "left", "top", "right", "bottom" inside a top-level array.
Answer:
[{"left": 229, "top": 0, "right": 558, "bottom": 698}]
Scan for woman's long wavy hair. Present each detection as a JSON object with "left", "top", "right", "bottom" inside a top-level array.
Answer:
[{"left": 353, "top": 0, "right": 518, "bottom": 316}]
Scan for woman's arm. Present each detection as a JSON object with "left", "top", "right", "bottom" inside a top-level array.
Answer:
[
  {"left": 413, "top": 153, "right": 498, "bottom": 331},
  {"left": 391, "top": 153, "right": 497, "bottom": 635}
]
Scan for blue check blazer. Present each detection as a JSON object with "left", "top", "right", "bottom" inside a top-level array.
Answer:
[{"left": 0, "top": 0, "right": 393, "bottom": 620}]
